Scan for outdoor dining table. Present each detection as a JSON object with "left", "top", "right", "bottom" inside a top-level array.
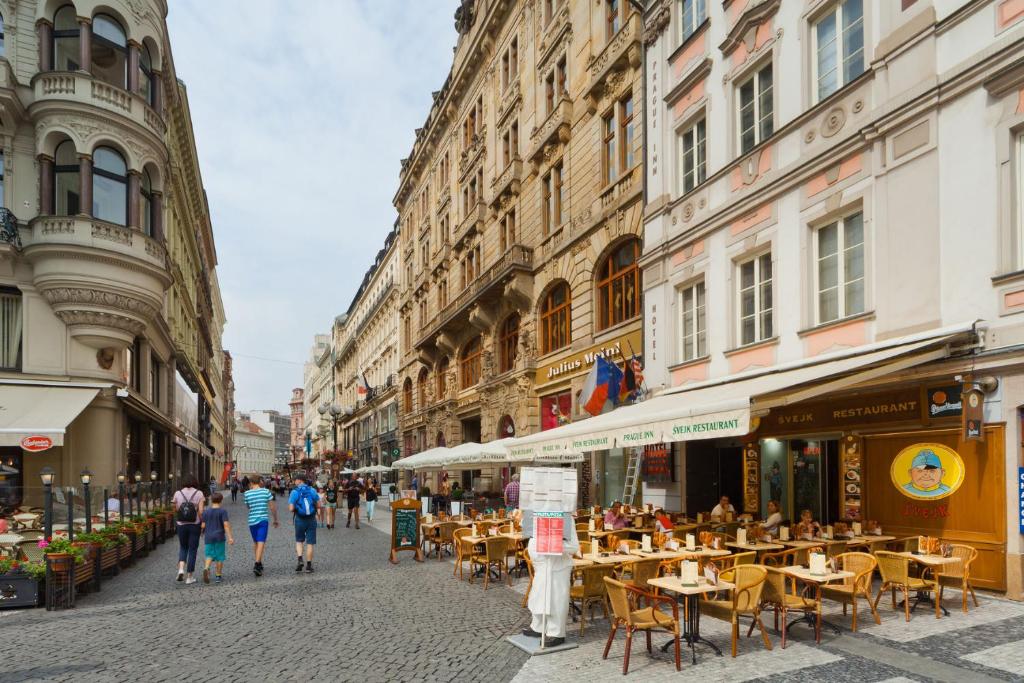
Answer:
[
  {"left": 893, "top": 552, "right": 962, "bottom": 616},
  {"left": 580, "top": 552, "right": 632, "bottom": 565},
  {"left": 845, "top": 535, "right": 897, "bottom": 547},
  {"left": 648, "top": 575, "right": 734, "bottom": 663},
  {"left": 778, "top": 565, "right": 855, "bottom": 643},
  {"left": 0, "top": 533, "right": 24, "bottom": 551},
  {"left": 572, "top": 557, "right": 595, "bottom": 569},
  {"left": 726, "top": 541, "right": 785, "bottom": 552},
  {"left": 630, "top": 549, "right": 689, "bottom": 560},
  {"left": 12, "top": 513, "right": 38, "bottom": 528},
  {"left": 780, "top": 538, "right": 846, "bottom": 549}
]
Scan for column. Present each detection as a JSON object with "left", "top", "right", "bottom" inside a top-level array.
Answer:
[
  {"left": 37, "top": 21, "right": 53, "bottom": 72},
  {"left": 77, "top": 18, "right": 92, "bottom": 74},
  {"left": 127, "top": 170, "right": 140, "bottom": 230},
  {"left": 151, "top": 70, "right": 163, "bottom": 115},
  {"left": 138, "top": 339, "right": 152, "bottom": 402},
  {"left": 151, "top": 191, "right": 164, "bottom": 241},
  {"left": 38, "top": 155, "right": 54, "bottom": 215},
  {"left": 127, "top": 41, "right": 140, "bottom": 93},
  {"left": 78, "top": 154, "right": 92, "bottom": 217}
]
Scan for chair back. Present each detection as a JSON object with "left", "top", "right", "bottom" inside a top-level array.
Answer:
[
  {"left": 836, "top": 551, "right": 876, "bottom": 590},
  {"left": 453, "top": 527, "right": 472, "bottom": 545},
  {"left": 499, "top": 524, "right": 513, "bottom": 534},
  {"left": 477, "top": 521, "right": 495, "bottom": 535},
  {"left": 619, "top": 539, "right": 641, "bottom": 551},
  {"left": 438, "top": 522, "right": 458, "bottom": 543},
  {"left": 604, "top": 576, "right": 633, "bottom": 623},
  {"left": 875, "top": 551, "right": 911, "bottom": 584},
  {"left": 17, "top": 540, "right": 44, "bottom": 563},
  {"left": 721, "top": 564, "right": 767, "bottom": 611},
  {"left": 575, "top": 523, "right": 589, "bottom": 532},
  {"left": 582, "top": 564, "right": 617, "bottom": 598},
  {"left": 826, "top": 540, "right": 848, "bottom": 559},
  {"left": 761, "top": 547, "right": 798, "bottom": 567},
  {"left": 485, "top": 536, "right": 509, "bottom": 562},
  {"left": 761, "top": 566, "right": 789, "bottom": 606},
  {"left": 629, "top": 558, "right": 661, "bottom": 587},
  {"left": 731, "top": 551, "right": 756, "bottom": 566},
  {"left": 579, "top": 540, "right": 593, "bottom": 555}
]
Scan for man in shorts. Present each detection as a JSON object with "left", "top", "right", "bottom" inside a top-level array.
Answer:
[
  {"left": 289, "top": 473, "right": 321, "bottom": 572},
  {"left": 243, "top": 477, "right": 278, "bottom": 577},
  {"left": 344, "top": 475, "right": 364, "bottom": 529}
]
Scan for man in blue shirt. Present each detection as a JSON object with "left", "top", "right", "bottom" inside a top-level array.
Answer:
[
  {"left": 288, "top": 473, "right": 321, "bottom": 573},
  {"left": 243, "top": 477, "right": 278, "bottom": 577}
]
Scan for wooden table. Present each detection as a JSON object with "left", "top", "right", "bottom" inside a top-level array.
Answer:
[
  {"left": 648, "top": 576, "right": 735, "bottom": 663},
  {"left": 779, "top": 566, "right": 855, "bottom": 642},
  {"left": 580, "top": 553, "right": 631, "bottom": 565},
  {"left": 726, "top": 541, "right": 785, "bottom": 552},
  {"left": 780, "top": 539, "right": 844, "bottom": 549},
  {"left": 631, "top": 549, "right": 687, "bottom": 560},
  {"left": 894, "top": 552, "right": 962, "bottom": 616},
  {"left": 572, "top": 557, "right": 595, "bottom": 569}
]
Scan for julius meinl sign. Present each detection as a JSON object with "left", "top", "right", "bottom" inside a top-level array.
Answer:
[{"left": 536, "top": 329, "right": 643, "bottom": 384}]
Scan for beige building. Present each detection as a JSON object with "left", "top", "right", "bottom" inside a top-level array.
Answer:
[
  {"left": 395, "top": 0, "right": 645, "bottom": 498},
  {"left": 232, "top": 418, "right": 274, "bottom": 476},
  {"left": 0, "top": 0, "right": 229, "bottom": 500},
  {"left": 302, "top": 332, "right": 331, "bottom": 459}
]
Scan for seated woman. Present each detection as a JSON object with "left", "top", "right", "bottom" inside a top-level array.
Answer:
[
  {"left": 654, "top": 510, "right": 674, "bottom": 535},
  {"left": 763, "top": 500, "right": 783, "bottom": 534},
  {"left": 795, "top": 508, "right": 822, "bottom": 540}
]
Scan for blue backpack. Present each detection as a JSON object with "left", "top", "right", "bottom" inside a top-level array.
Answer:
[{"left": 293, "top": 485, "right": 317, "bottom": 518}]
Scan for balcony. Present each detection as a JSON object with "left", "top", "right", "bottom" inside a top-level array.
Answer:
[
  {"left": 584, "top": 13, "right": 642, "bottom": 113},
  {"left": 490, "top": 158, "right": 523, "bottom": 208},
  {"left": 496, "top": 80, "right": 521, "bottom": 127},
  {"left": 459, "top": 130, "right": 486, "bottom": 179},
  {"left": 537, "top": 3, "right": 571, "bottom": 69},
  {"left": 529, "top": 99, "right": 572, "bottom": 165},
  {"left": 437, "top": 185, "right": 451, "bottom": 212},
  {"left": 23, "top": 215, "right": 172, "bottom": 351},
  {"left": 32, "top": 71, "right": 166, "bottom": 139},
  {"left": 453, "top": 200, "right": 486, "bottom": 246}
]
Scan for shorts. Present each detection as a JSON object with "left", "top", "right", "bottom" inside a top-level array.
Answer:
[
  {"left": 249, "top": 520, "right": 269, "bottom": 543},
  {"left": 347, "top": 499, "right": 360, "bottom": 510},
  {"left": 326, "top": 502, "right": 337, "bottom": 509},
  {"left": 205, "top": 541, "right": 226, "bottom": 562},
  {"left": 294, "top": 515, "right": 317, "bottom": 544}
]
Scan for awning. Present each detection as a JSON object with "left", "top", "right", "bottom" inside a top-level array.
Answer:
[
  {"left": 0, "top": 384, "right": 103, "bottom": 447},
  {"left": 505, "top": 323, "right": 975, "bottom": 457}
]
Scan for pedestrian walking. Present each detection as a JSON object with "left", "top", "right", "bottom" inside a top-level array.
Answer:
[
  {"left": 243, "top": 477, "right": 278, "bottom": 577},
  {"left": 411, "top": 474, "right": 418, "bottom": 493},
  {"left": 324, "top": 481, "right": 338, "bottom": 529},
  {"left": 364, "top": 479, "right": 378, "bottom": 522},
  {"left": 230, "top": 478, "right": 239, "bottom": 504},
  {"left": 172, "top": 474, "right": 205, "bottom": 584},
  {"left": 209, "top": 477, "right": 218, "bottom": 496},
  {"left": 200, "top": 492, "right": 234, "bottom": 584},
  {"left": 315, "top": 483, "right": 327, "bottom": 528},
  {"left": 288, "top": 473, "right": 320, "bottom": 572},
  {"left": 504, "top": 473, "right": 520, "bottom": 511},
  {"left": 344, "top": 475, "right": 363, "bottom": 529}
]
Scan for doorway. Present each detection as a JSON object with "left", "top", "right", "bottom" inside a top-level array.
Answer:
[{"left": 684, "top": 441, "right": 743, "bottom": 515}]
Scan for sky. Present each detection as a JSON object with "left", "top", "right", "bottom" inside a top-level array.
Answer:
[{"left": 166, "top": 1, "right": 460, "bottom": 415}]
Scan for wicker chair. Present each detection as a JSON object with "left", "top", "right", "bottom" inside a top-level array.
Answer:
[
  {"left": 825, "top": 540, "right": 849, "bottom": 560},
  {"left": 937, "top": 543, "right": 979, "bottom": 613},
  {"left": 713, "top": 551, "right": 756, "bottom": 570},
  {"left": 699, "top": 565, "right": 773, "bottom": 657},
  {"left": 761, "top": 547, "right": 802, "bottom": 567},
  {"left": 452, "top": 527, "right": 474, "bottom": 579},
  {"left": 17, "top": 529, "right": 45, "bottom": 542},
  {"left": 428, "top": 521, "right": 458, "bottom": 560},
  {"left": 570, "top": 564, "right": 617, "bottom": 635},
  {"left": 520, "top": 550, "right": 534, "bottom": 608},
  {"left": 576, "top": 523, "right": 589, "bottom": 533},
  {"left": 874, "top": 551, "right": 940, "bottom": 620},
  {"left": 17, "top": 540, "right": 44, "bottom": 563},
  {"left": 620, "top": 558, "right": 661, "bottom": 594},
  {"left": 820, "top": 552, "right": 879, "bottom": 631},
  {"left": 754, "top": 566, "right": 817, "bottom": 648},
  {"left": 579, "top": 540, "right": 593, "bottom": 556},
  {"left": 469, "top": 536, "right": 511, "bottom": 589},
  {"left": 603, "top": 577, "right": 681, "bottom": 674},
  {"left": 615, "top": 539, "right": 641, "bottom": 552}
]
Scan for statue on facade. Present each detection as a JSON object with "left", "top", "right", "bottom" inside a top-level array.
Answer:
[{"left": 454, "top": 0, "right": 477, "bottom": 34}]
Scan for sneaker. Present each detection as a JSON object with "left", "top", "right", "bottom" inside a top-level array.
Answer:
[
  {"left": 185, "top": 577, "right": 197, "bottom": 585},
  {"left": 253, "top": 563, "right": 263, "bottom": 577},
  {"left": 214, "top": 575, "right": 223, "bottom": 583},
  {"left": 202, "top": 569, "right": 210, "bottom": 584},
  {"left": 176, "top": 570, "right": 184, "bottom": 582},
  {"left": 305, "top": 563, "right": 314, "bottom": 573},
  {"left": 296, "top": 558, "right": 304, "bottom": 572}
]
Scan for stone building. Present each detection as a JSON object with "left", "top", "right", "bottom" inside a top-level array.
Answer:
[
  {"left": 288, "top": 387, "right": 304, "bottom": 465},
  {"left": 0, "top": 0, "right": 228, "bottom": 500},
  {"left": 302, "top": 332, "right": 331, "bottom": 458},
  {"left": 249, "top": 409, "right": 290, "bottom": 469},
  {"left": 232, "top": 418, "right": 274, "bottom": 477},
  {"left": 395, "top": 0, "right": 645, "bottom": 497}
]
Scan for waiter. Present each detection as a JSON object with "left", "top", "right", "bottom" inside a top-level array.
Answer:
[{"left": 521, "top": 511, "right": 579, "bottom": 646}]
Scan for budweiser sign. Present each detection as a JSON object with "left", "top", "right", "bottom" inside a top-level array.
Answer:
[{"left": 20, "top": 435, "right": 53, "bottom": 452}]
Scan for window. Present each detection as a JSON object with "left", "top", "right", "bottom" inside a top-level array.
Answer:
[
  {"left": 502, "top": 121, "right": 519, "bottom": 167},
  {"left": 92, "top": 14, "right": 128, "bottom": 89},
  {"left": 129, "top": 337, "right": 142, "bottom": 390},
  {"left": 619, "top": 96, "right": 635, "bottom": 173},
  {"left": 438, "top": 278, "right": 448, "bottom": 309},
  {"left": 541, "top": 391, "right": 571, "bottom": 430},
  {"left": 501, "top": 209, "right": 516, "bottom": 252},
  {"left": 679, "top": 118, "right": 706, "bottom": 194},
  {"left": 603, "top": 110, "right": 617, "bottom": 184},
  {"left": 499, "top": 314, "right": 519, "bottom": 373},
  {"left": 54, "top": 141, "right": 80, "bottom": 216},
  {"left": 460, "top": 337, "right": 482, "bottom": 389},
  {"left": 0, "top": 288, "right": 22, "bottom": 371},
  {"left": 737, "top": 252, "right": 773, "bottom": 345},
  {"left": 140, "top": 169, "right": 154, "bottom": 236},
  {"left": 53, "top": 6, "right": 80, "bottom": 71},
  {"left": 540, "top": 282, "right": 571, "bottom": 353},
  {"left": 93, "top": 146, "right": 127, "bottom": 225},
  {"left": 403, "top": 378, "right": 413, "bottom": 412},
  {"left": 541, "top": 162, "right": 564, "bottom": 234},
  {"left": 139, "top": 43, "right": 156, "bottom": 106},
  {"left": 737, "top": 62, "right": 773, "bottom": 155},
  {"left": 816, "top": 212, "right": 864, "bottom": 323},
  {"left": 437, "top": 356, "right": 449, "bottom": 398},
  {"left": 0, "top": 152, "right": 5, "bottom": 207},
  {"left": 545, "top": 72, "right": 555, "bottom": 115},
  {"left": 418, "top": 299, "right": 427, "bottom": 330},
  {"left": 556, "top": 58, "right": 568, "bottom": 100},
  {"left": 681, "top": 0, "right": 706, "bottom": 42},
  {"left": 149, "top": 353, "right": 160, "bottom": 406},
  {"left": 678, "top": 281, "right": 706, "bottom": 361},
  {"left": 403, "top": 316, "right": 411, "bottom": 352},
  {"left": 814, "top": 0, "right": 864, "bottom": 102},
  {"left": 543, "top": 0, "right": 560, "bottom": 25},
  {"left": 0, "top": 13, "right": 5, "bottom": 57},
  {"left": 606, "top": 0, "right": 623, "bottom": 41},
  {"left": 417, "top": 368, "right": 429, "bottom": 408},
  {"left": 501, "top": 37, "right": 518, "bottom": 91},
  {"left": 597, "top": 240, "right": 641, "bottom": 330}
]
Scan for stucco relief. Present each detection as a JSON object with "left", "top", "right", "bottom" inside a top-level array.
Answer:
[{"left": 54, "top": 309, "right": 146, "bottom": 336}]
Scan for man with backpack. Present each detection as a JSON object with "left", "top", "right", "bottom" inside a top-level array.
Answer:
[{"left": 288, "top": 473, "right": 321, "bottom": 573}]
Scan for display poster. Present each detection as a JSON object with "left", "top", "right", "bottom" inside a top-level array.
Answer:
[{"left": 535, "top": 512, "right": 566, "bottom": 555}]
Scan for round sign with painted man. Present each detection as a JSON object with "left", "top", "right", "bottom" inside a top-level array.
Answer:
[{"left": 890, "top": 443, "right": 965, "bottom": 500}]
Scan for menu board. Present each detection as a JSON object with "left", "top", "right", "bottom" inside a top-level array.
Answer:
[
  {"left": 535, "top": 512, "right": 565, "bottom": 555},
  {"left": 743, "top": 443, "right": 760, "bottom": 513},
  {"left": 841, "top": 435, "right": 862, "bottom": 520},
  {"left": 389, "top": 497, "right": 424, "bottom": 564},
  {"left": 642, "top": 444, "right": 673, "bottom": 483}
]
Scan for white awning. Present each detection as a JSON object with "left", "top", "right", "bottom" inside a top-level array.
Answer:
[
  {"left": 0, "top": 384, "right": 102, "bottom": 447},
  {"left": 392, "top": 446, "right": 451, "bottom": 470},
  {"left": 505, "top": 324, "right": 974, "bottom": 457}
]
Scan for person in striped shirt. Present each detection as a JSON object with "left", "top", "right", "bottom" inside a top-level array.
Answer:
[{"left": 243, "top": 478, "right": 278, "bottom": 577}]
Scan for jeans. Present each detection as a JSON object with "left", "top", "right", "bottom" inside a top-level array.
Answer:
[
  {"left": 365, "top": 500, "right": 376, "bottom": 520},
  {"left": 176, "top": 523, "right": 201, "bottom": 573}
]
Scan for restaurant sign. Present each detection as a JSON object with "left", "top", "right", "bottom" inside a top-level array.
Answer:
[
  {"left": 535, "top": 329, "right": 642, "bottom": 385},
  {"left": 762, "top": 388, "right": 921, "bottom": 433},
  {"left": 925, "top": 385, "right": 962, "bottom": 418},
  {"left": 890, "top": 442, "right": 965, "bottom": 501},
  {"left": 20, "top": 435, "right": 53, "bottom": 452}
]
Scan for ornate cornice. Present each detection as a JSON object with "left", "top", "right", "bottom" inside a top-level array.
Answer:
[
  {"left": 719, "top": 0, "right": 781, "bottom": 57},
  {"left": 644, "top": 3, "right": 671, "bottom": 46}
]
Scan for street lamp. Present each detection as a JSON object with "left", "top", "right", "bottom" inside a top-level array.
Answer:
[
  {"left": 150, "top": 470, "right": 157, "bottom": 511},
  {"left": 40, "top": 467, "right": 54, "bottom": 539},
  {"left": 80, "top": 469, "right": 92, "bottom": 533},
  {"left": 166, "top": 472, "right": 173, "bottom": 506},
  {"left": 134, "top": 470, "right": 142, "bottom": 515},
  {"left": 117, "top": 471, "right": 126, "bottom": 519}
]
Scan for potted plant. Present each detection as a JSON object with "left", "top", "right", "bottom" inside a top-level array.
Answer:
[{"left": 40, "top": 537, "right": 84, "bottom": 575}]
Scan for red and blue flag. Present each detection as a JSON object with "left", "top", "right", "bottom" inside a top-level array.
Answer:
[{"left": 580, "top": 356, "right": 624, "bottom": 416}]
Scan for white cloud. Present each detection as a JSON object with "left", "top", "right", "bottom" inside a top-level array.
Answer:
[{"left": 166, "top": 0, "right": 459, "bottom": 412}]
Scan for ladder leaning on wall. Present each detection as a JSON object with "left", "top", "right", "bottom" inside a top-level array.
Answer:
[{"left": 621, "top": 448, "right": 643, "bottom": 506}]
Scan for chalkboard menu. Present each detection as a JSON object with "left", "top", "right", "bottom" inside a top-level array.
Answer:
[
  {"left": 389, "top": 497, "right": 424, "bottom": 564},
  {"left": 642, "top": 444, "right": 673, "bottom": 483}
]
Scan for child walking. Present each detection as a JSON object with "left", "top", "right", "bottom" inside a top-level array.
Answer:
[{"left": 201, "top": 492, "right": 234, "bottom": 584}]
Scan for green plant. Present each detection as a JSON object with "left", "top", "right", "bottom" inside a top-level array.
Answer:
[
  {"left": 42, "top": 537, "right": 86, "bottom": 564},
  {"left": 451, "top": 489, "right": 464, "bottom": 501},
  {"left": 74, "top": 531, "right": 105, "bottom": 545},
  {"left": 21, "top": 561, "right": 45, "bottom": 581}
]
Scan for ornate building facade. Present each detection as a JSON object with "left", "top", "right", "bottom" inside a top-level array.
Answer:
[
  {"left": 395, "top": 0, "right": 645, "bottom": 496},
  {"left": 0, "top": 0, "right": 229, "bottom": 499},
  {"left": 288, "top": 387, "right": 304, "bottom": 465}
]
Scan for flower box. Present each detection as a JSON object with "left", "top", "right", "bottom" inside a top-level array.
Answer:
[{"left": 0, "top": 571, "right": 41, "bottom": 609}]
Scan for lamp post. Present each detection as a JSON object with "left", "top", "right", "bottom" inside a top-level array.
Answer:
[
  {"left": 166, "top": 472, "right": 173, "bottom": 506},
  {"left": 117, "top": 471, "right": 126, "bottom": 519},
  {"left": 40, "top": 467, "right": 54, "bottom": 540},
  {"left": 66, "top": 485, "right": 74, "bottom": 541},
  {"left": 134, "top": 470, "right": 142, "bottom": 515},
  {"left": 81, "top": 469, "right": 92, "bottom": 533},
  {"left": 150, "top": 470, "right": 157, "bottom": 511}
]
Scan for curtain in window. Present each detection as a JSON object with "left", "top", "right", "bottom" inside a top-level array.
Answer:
[{"left": 0, "top": 292, "right": 22, "bottom": 369}]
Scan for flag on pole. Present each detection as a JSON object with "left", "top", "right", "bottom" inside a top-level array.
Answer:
[
  {"left": 357, "top": 372, "right": 371, "bottom": 397},
  {"left": 580, "top": 356, "right": 624, "bottom": 416},
  {"left": 619, "top": 356, "right": 637, "bottom": 403}
]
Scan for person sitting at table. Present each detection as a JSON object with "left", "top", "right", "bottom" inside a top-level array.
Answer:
[
  {"left": 763, "top": 500, "right": 782, "bottom": 534},
  {"left": 654, "top": 510, "right": 674, "bottom": 535},
  {"left": 106, "top": 496, "right": 121, "bottom": 515},
  {"left": 795, "top": 509, "right": 822, "bottom": 539},
  {"left": 710, "top": 495, "right": 735, "bottom": 521},
  {"left": 603, "top": 501, "right": 627, "bottom": 530}
]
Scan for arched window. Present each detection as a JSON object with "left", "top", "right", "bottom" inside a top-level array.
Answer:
[
  {"left": 436, "top": 356, "right": 449, "bottom": 399},
  {"left": 460, "top": 337, "right": 482, "bottom": 389},
  {"left": 140, "top": 169, "right": 154, "bottom": 236},
  {"left": 92, "top": 146, "right": 127, "bottom": 225},
  {"left": 497, "top": 414, "right": 516, "bottom": 438},
  {"left": 540, "top": 283, "right": 571, "bottom": 354},
  {"left": 92, "top": 14, "right": 128, "bottom": 89},
  {"left": 597, "top": 239, "right": 641, "bottom": 330},
  {"left": 402, "top": 378, "right": 412, "bottom": 413},
  {"left": 53, "top": 6, "right": 80, "bottom": 71},
  {"left": 53, "top": 141, "right": 80, "bottom": 216},
  {"left": 436, "top": 431, "right": 446, "bottom": 447},
  {"left": 498, "top": 314, "right": 519, "bottom": 374},
  {"left": 417, "top": 367, "right": 429, "bottom": 408},
  {"left": 139, "top": 43, "right": 156, "bottom": 105}
]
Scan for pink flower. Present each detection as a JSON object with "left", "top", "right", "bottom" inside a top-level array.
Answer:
[{"left": 37, "top": 539, "right": 48, "bottom": 549}]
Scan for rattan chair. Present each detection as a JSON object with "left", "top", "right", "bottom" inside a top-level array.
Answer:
[
  {"left": 469, "top": 536, "right": 510, "bottom": 589},
  {"left": 937, "top": 543, "right": 979, "bottom": 613},
  {"left": 874, "top": 550, "right": 939, "bottom": 621},
  {"left": 576, "top": 523, "right": 589, "bottom": 533},
  {"left": 570, "top": 564, "right": 617, "bottom": 635},
  {"left": 825, "top": 540, "right": 849, "bottom": 559},
  {"left": 713, "top": 550, "right": 756, "bottom": 570},
  {"left": 754, "top": 566, "right": 817, "bottom": 648},
  {"left": 699, "top": 565, "right": 773, "bottom": 657},
  {"left": 620, "top": 558, "right": 661, "bottom": 594},
  {"left": 820, "top": 552, "right": 879, "bottom": 631},
  {"left": 615, "top": 539, "right": 641, "bottom": 552},
  {"left": 453, "top": 527, "right": 474, "bottom": 579},
  {"left": 16, "top": 540, "right": 44, "bottom": 563},
  {"left": 579, "top": 540, "right": 593, "bottom": 556},
  {"left": 429, "top": 521, "right": 458, "bottom": 560},
  {"left": 520, "top": 550, "right": 534, "bottom": 608},
  {"left": 603, "top": 577, "right": 681, "bottom": 674},
  {"left": 761, "top": 547, "right": 802, "bottom": 567}
]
